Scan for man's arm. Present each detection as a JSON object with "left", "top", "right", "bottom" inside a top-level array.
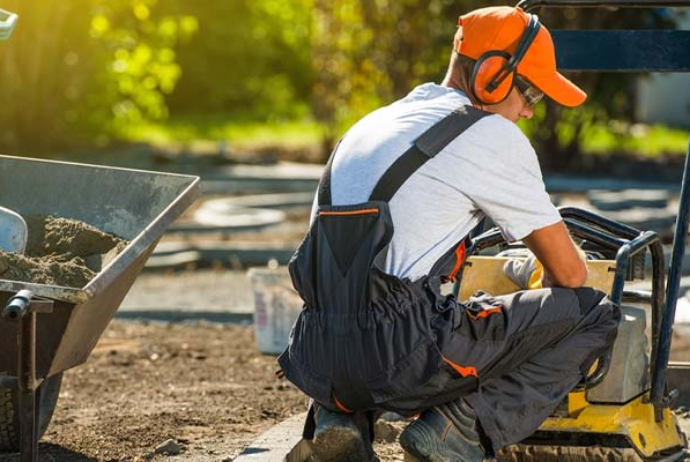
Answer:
[{"left": 522, "top": 221, "right": 587, "bottom": 288}]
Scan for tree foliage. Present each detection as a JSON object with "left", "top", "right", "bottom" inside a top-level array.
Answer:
[
  {"left": 86, "top": 0, "right": 197, "bottom": 132},
  {"left": 0, "top": 0, "right": 194, "bottom": 152},
  {"left": 160, "top": 0, "right": 313, "bottom": 120}
]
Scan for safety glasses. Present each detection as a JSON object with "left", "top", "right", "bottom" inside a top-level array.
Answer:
[{"left": 515, "top": 75, "right": 544, "bottom": 107}]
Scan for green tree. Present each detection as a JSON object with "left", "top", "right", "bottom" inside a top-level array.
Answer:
[
  {"left": 84, "top": 0, "right": 197, "bottom": 135},
  {"left": 0, "top": 0, "right": 194, "bottom": 152},
  {"left": 160, "top": 0, "right": 313, "bottom": 120}
]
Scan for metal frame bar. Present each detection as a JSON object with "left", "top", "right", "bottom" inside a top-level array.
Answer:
[
  {"left": 519, "top": 0, "right": 690, "bottom": 9},
  {"left": 552, "top": 31, "right": 690, "bottom": 72},
  {"left": 651, "top": 138, "right": 690, "bottom": 418},
  {"left": 559, "top": 207, "right": 642, "bottom": 239}
]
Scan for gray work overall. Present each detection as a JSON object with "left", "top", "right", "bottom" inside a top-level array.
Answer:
[{"left": 277, "top": 106, "right": 620, "bottom": 452}]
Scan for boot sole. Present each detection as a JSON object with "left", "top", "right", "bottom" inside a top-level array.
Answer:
[{"left": 310, "top": 425, "right": 369, "bottom": 462}]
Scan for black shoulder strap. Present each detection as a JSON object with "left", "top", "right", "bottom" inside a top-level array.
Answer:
[
  {"left": 369, "top": 105, "right": 489, "bottom": 202},
  {"left": 317, "top": 105, "right": 489, "bottom": 206}
]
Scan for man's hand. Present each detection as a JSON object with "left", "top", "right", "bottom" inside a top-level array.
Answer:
[
  {"left": 523, "top": 221, "right": 587, "bottom": 288},
  {"left": 503, "top": 254, "right": 543, "bottom": 290}
]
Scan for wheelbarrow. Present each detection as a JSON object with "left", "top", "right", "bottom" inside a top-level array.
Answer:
[{"left": 0, "top": 154, "right": 200, "bottom": 461}]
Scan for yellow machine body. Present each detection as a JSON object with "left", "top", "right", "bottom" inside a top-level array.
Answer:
[
  {"left": 458, "top": 256, "right": 616, "bottom": 301},
  {"left": 538, "top": 391, "right": 685, "bottom": 459}
]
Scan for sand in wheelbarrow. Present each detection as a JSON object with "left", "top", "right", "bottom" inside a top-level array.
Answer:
[{"left": 0, "top": 216, "right": 128, "bottom": 288}]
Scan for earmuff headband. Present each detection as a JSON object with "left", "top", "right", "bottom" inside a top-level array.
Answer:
[{"left": 485, "top": 14, "right": 541, "bottom": 92}]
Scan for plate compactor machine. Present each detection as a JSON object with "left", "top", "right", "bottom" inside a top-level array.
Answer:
[{"left": 434, "top": 0, "right": 690, "bottom": 460}]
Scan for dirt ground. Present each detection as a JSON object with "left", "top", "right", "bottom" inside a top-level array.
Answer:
[
  {"left": 0, "top": 314, "right": 687, "bottom": 462},
  {"left": 6, "top": 320, "right": 306, "bottom": 462}
]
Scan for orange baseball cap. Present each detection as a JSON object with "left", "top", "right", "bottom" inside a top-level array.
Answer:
[{"left": 455, "top": 6, "right": 586, "bottom": 107}]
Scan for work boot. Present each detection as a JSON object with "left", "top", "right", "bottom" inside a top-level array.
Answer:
[
  {"left": 309, "top": 406, "right": 378, "bottom": 462},
  {"left": 399, "top": 399, "right": 486, "bottom": 462}
]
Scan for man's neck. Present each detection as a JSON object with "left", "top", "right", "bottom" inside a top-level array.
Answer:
[{"left": 441, "top": 68, "right": 466, "bottom": 93}]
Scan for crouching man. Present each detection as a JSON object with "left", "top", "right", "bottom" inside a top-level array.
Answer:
[{"left": 278, "top": 6, "right": 620, "bottom": 461}]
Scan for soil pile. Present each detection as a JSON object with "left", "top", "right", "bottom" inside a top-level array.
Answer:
[{"left": 0, "top": 216, "right": 127, "bottom": 288}]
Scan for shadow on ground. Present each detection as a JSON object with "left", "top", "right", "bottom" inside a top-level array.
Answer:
[
  {"left": 0, "top": 443, "right": 98, "bottom": 461},
  {"left": 115, "top": 309, "right": 253, "bottom": 324}
]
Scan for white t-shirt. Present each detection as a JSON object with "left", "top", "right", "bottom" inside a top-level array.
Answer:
[{"left": 313, "top": 83, "right": 561, "bottom": 282}]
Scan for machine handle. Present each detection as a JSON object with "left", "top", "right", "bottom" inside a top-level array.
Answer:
[
  {"left": 0, "top": 8, "right": 17, "bottom": 41},
  {"left": 581, "top": 349, "right": 613, "bottom": 389}
]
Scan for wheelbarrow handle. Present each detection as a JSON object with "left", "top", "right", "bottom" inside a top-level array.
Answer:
[
  {"left": 2, "top": 290, "right": 34, "bottom": 321},
  {"left": 0, "top": 8, "right": 18, "bottom": 41}
]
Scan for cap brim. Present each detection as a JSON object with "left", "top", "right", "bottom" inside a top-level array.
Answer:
[{"left": 529, "top": 72, "right": 587, "bottom": 108}]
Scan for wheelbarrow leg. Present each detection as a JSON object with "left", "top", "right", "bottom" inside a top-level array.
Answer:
[{"left": 18, "top": 308, "right": 39, "bottom": 462}]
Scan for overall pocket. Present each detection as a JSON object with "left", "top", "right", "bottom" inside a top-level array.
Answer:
[
  {"left": 458, "top": 291, "right": 507, "bottom": 342},
  {"left": 361, "top": 282, "right": 443, "bottom": 404}
]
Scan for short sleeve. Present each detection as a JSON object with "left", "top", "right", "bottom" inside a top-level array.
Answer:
[{"left": 456, "top": 117, "right": 562, "bottom": 242}]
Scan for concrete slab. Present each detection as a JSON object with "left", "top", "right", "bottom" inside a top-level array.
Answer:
[
  {"left": 199, "top": 162, "right": 322, "bottom": 195},
  {"left": 587, "top": 189, "right": 671, "bottom": 211},
  {"left": 235, "top": 412, "right": 311, "bottom": 462},
  {"left": 222, "top": 192, "right": 314, "bottom": 209},
  {"left": 545, "top": 175, "right": 681, "bottom": 193},
  {"left": 118, "top": 270, "right": 254, "bottom": 318},
  {"left": 211, "top": 162, "right": 324, "bottom": 180},
  {"left": 149, "top": 241, "right": 297, "bottom": 268}
]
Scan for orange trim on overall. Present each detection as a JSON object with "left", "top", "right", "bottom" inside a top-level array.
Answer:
[
  {"left": 467, "top": 306, "right": 503, "bottom": 320},
  {"left": 447, "top": 242, "right": 467, "bottom": 283},
  {"left": 332, "top": 392, "right": 354, "bottom": 413},
  {"left": 319, "top": 208, "right": 379, "bottom": 217},
  {"left": 442, "top": 356, "right": 478, "bottom": 378}
]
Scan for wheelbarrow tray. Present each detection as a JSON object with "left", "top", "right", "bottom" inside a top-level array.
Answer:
[{"left": 0, "top": 155, "right": 200, "bottom": 380}]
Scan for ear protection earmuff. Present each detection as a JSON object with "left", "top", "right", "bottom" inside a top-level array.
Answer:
[{"left": 469, "top": 14, "right": 541, "bottom": 105}]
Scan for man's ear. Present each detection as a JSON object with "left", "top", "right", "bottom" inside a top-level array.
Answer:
[{"left": 453, "top": 26, "right": 463, "bottom": 53}]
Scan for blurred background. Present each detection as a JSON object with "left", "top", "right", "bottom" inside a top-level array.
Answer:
[{"left": 0, "top": 0, "right": 689, "bottom": 172}]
